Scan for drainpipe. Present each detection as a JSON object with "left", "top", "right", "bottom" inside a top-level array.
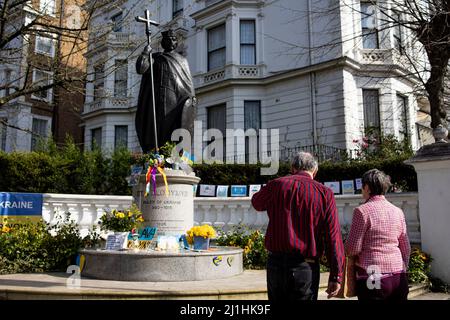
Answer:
[{"left": 307, "top": 0, "right": 318, "bottom": 147}]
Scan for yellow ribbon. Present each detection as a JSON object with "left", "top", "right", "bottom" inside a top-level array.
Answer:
[{"left": 157, "top": 166, "right": 169, "bottom": 196}]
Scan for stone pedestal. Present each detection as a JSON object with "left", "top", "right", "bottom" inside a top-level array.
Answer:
[
  {"left": 132, "top": 169, "right": 200, "bottom": 237},
  {"left": 80, "top": 247, "right": 244, "bottom": 281},
  {"left": 406, "top": 143, "right": 450, "bottom": 284}
]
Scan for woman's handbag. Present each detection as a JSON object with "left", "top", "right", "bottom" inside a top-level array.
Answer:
[{"left": 336, "top": 256, "right": 357, "bottom": 298}]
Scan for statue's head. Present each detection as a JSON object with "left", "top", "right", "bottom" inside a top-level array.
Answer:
[{"left": 161, "top": 29, "right": 178, "bottom": 52}]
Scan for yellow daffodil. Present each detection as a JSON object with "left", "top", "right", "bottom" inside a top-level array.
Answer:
[
  {"left": 99, "top": 205, "right": 143, "bottom": 232},
  {"left": 186, "top": 224, "right": 216, "bottom": 241},
  {"left": 1, "top": 226, "right": 11, "bottom": 233}
]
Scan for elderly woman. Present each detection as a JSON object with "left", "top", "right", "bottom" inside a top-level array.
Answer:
[{"left": 345, "top": 169, "right": 411, "bottom": 301}]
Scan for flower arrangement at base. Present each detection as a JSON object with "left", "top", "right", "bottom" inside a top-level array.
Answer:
[
  {"left": 186, "top": 224, "right": 216, "bottom": 250},
  {"left": 99, "top": 204, "right": 144, "bottom": 233}
]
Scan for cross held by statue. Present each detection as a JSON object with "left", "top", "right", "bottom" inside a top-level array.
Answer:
[
  {"left": 135, "top": 9, "right": 160, "bottom": 46},
  {"left": 135, "top": 9, "right": 160, "bottom": 150}
]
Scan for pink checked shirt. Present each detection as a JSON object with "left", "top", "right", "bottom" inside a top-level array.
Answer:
[{"left": 345, "top": 195, "right": 411, "bottom": 274}]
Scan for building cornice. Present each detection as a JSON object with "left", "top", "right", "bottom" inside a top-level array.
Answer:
[
  {"left": 191, "top": 0, "right": 264, "bottom": 21},
  {"left": 81, "top": 107, "right": 136, "bottom": 120}
]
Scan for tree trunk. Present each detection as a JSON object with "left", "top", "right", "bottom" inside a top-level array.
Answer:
[{"left": 424, "top": 52, "right": 449, "bottom": 129}]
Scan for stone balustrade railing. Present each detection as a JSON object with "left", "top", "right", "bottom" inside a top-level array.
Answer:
[
  {"left": 358, "top": 48, "right": 410, "bottom": 67},
  {"left": 195, "top": 64, "right": 264, "bottom": 86},
  {"left": 42, "top": 192, "right": 420, "bottom": 244}
]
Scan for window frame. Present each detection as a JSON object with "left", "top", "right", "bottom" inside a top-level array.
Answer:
[
  {"left": 35, "top": 33, "right": 56, "bottom": 57},
  {"left": 93, "top": 64, "right": 104, "bottom": 102},
  {"left": 91, "top": 127, "right": 102, "bottom": 150},
  {"left": 111, "top": 12, "right": 123, "bottom": 32},
  {"left": 244, "top": 100, "right": 261, "bottom": 131},
  {"left": 360, "top": 2, "right": 379, "bottom": 49},
  {"left": 207, "top": 24, "right": 226, "bottom": 71},
  {"left": 31, "top": 69, "right": 53, "bottom": 102},
  {"left": 114, "top": 59, "right": 128, "bottom": 98},
  {"left": 393, "top": 11, "right": 404, "bottom": 55},
  {"left": 173, "top": 0, "right": 183, "bottom": 18},
  {"left": 31, "top": 117, "right": 49, "bottom": 151},
  {"left": 396, "top": 93, "right": 409, "bottom": 141},
  {"left": 207, "top": 103, "right": 227, "bottom": 160},
  {"left": 244, "top": 100, "right": 261, "bottom": 162},
  {"left": 114, "top": 125, "right": 128, "bottom": 149},
  {"left": 362, "top": 88, "right": 381, "bottom": 137},
  {"left": 240, "top": 20, "right": 256, "bottom": 65}
]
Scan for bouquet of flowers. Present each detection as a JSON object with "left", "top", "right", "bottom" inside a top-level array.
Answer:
[
  {"left": 186, "top": 224, "right": 216, "bottom": 244},
  {"left": 99, "top": 204, "right": 144, "bottom": 232}
]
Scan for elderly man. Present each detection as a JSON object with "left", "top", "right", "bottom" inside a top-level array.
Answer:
[{"left": 251, "top": 152, "right": 345, "bottom": 301}]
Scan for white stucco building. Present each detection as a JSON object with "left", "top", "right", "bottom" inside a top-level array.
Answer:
[{"left": 82, "top": 0, "right": 427, "bottom": 159}]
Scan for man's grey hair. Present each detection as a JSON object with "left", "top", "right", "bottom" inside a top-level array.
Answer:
[{"left": 291, "top": 152, "right": 318, "bottom": 172}]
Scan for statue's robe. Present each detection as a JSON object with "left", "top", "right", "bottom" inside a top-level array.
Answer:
[{"left": 135, "top": 51, "right": 196, "bottom": 153}]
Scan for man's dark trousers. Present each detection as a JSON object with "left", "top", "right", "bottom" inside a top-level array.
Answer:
[{"left": 267, "top": 252, "right": 320, "bottom": 301}]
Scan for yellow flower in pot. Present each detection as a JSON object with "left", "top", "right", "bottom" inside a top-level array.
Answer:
[
  {"left": 186, "top": 224, "right": 216, "bottom": 250},
  {"left": 99, "top": 204, "right": 144, "bottom": 233}
]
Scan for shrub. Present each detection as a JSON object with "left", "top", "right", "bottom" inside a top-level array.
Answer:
[
  {"left": 215, "top": 224, "right": 268, "bottom": 270},
  {"left": 0, "top": 215, "right": 87, "bottom": 275},
  {"left": 0, "top": 137, "right": 133, "bottom": 195},
  {"left": 429, "top": 276, "right": 450, "bottom": 293},
  {"left": 108, "top": 147, "right": 133, "bottom": 195},
  {"left": 352, "top": 129, "right": 414, "bottom": 161},
  {"left": 408, "top": 247, "right": 431, "bottom": 284}
]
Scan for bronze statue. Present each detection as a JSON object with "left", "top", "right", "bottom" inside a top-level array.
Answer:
[{"left": 135, "top": 28, "right": 197, "bottom": 153}]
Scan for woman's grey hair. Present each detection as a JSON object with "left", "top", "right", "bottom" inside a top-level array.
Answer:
[
  {"left": 291, "top": 152, "right": 318, "bottom": 172},
  {"left": 362, "top": 169, "right": 392, "bottom": 195}
]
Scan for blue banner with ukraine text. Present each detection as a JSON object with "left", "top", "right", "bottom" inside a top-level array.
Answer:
[{"left": 0, "top": 192, "right": 43, "bottom": 216}]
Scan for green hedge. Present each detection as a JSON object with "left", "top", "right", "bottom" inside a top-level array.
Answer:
[
  {"left": 0, "top": 142, "right": 417, "bottom": 194},
  {"left": 193, "top": 156, "right": 417, "bottom": 192},
  {"left": 0, "top": 141, "right": 132, "bottom": 195}
]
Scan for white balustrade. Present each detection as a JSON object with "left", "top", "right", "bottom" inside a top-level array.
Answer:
[
  {"left": 203, "top": 69, "right": 225, "bottom": 83},
  {"left": 42, "top": 194, "right": 133, "bottom": 237},
  {"left": 42, "top": 192, "right": 420, "bottom": 244},
  {"left": 237, "top": 66, "right": 259, "bottom": 77}
]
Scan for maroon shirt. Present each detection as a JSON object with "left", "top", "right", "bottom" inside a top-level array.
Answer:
[{"left": 251, "top": 171, "right": 345, "bottom": 283}]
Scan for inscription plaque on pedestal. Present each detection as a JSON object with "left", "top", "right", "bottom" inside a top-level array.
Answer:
[{"left": 133, "top": 169, "right": 200, "bottom": 236}]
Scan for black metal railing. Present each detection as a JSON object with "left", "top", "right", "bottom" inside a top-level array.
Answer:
[
  {"left": 280, "top": 144, "right": 351, "bottom": 163},
  {"left": 219, "top": 144, "right": 352, "bottom": 164}
]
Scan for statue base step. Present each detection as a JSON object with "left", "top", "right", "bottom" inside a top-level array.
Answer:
[{"left": 80, "top": 246, "right": 243, "bottom": 282}]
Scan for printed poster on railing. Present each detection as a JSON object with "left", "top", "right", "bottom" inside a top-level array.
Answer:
[{"left": 0, "top": 192, "right": 43, "bottom": 228}]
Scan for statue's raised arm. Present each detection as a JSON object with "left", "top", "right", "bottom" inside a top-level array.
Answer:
[{"left": 136, "top": 45, "right": 152, "bottom": 75}]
